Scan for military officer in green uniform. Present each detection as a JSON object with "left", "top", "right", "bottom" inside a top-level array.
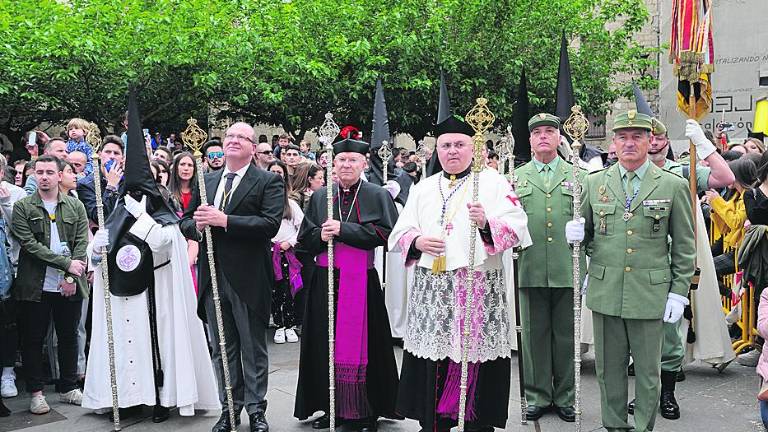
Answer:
[
  {"left": 515, "top": 113, "right": 586, "bottom": 422},
  {"left": 565, "top": 110, "right": 696, "bottom": 432},
  {"left": 626, "top": 117, "right": 734, "bottom": 419}
]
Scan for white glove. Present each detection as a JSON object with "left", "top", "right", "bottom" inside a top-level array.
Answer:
[
  {"left": 684, "top": 119, "right": 716, "bottom": 160},
  {"left": 565, "top": 217, "right": 585, "bottom": 244},
  {"left": 92, "top": 229, "right": 110, "bottom": 253},
  {"left": 663, "top": 292, "right": 689, "bottom": 323},
  {"left": 124, "top": 194, "right": 147, "bottom": 218}
]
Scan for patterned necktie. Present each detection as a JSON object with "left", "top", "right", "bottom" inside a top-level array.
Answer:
[
  {"left": 624, "top": 171, "right": 636, "bottom": 198},
  {"left": 220, "top": 173, "right": 237, "bottom": 211}
]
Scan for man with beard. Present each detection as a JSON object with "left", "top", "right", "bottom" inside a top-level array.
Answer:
[
  {"left": 389, "top": 116, "right": 530, "bottom": 432},
  {"left": 203, "top": 139, "right": 225, "bottom": 172}
]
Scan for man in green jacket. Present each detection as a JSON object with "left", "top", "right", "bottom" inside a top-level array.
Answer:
[
  {"left": 516, "top": 113, "right": 586, "bottom": 422},
  {"left": 565, "top": 111, "right": 696, "bottom": 432},
  {"left": 12, "top": 155, "right": 89, "bottom": 415}
]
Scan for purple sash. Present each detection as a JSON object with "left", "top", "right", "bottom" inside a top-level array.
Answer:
[
  {"left": 316, "top": 244, "right": 372, "bottom": 419},
  {"left": 272, "top": 243, "right": 303, "bottom": 297}
]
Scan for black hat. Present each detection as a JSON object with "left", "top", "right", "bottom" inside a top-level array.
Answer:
[
  {"left": 434, "top": 115, "right": 475, "bottom": 138},
  {"left": 333, "top": 138, "right": 370, "bottom": 156}
]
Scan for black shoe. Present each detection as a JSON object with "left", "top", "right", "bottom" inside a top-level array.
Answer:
[
  {"left": 358, "top": 418, "right": 378, "bottom": 432},
  {"left": 627, "top": 399, "right": 635, "bottom": 415},
  {"left": 660, "top": 391, "right": 680, "bottom": 420},
  {"left": 153, "top": 405, "right": 170, "bottom": 423},
  {"left": 676, "top": 369, "right": 686, "bottom": 382},
  {"left": 312, "top": 414, "right": 346, "bottom": 429},
  {"left": 660, "top": 370, "right": 680, "bottom": 420},
  {"left": 0, "top": 398, "right": 10, "bottom": 417},
  {"left": 627, "top": 362, "right": 635, "bottom": 376},
  {"left": 555, "top": 406, "right": 576, "bottom": 422},
  {"left": 109, "top": 405, "right": 143, "bottom": 423},
  {"left": 212, "top": 410, "right": 241, "bottom": 432},
  {"left": 249, "top": 411, "right": 269, "bottom": 432},
  {"left": 525, "top": 405, "right": 550, "bottom": 421}
]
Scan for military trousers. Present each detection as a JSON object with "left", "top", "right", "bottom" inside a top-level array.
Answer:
[
  {"left": 594, "top": 312, "right": 662, "bottom": 432},
  {"left": 660, "top": 319, "right": 684, "bottom": 373},
  {"left": 520, "top": 287, "right": 574, "bottom": 408}
]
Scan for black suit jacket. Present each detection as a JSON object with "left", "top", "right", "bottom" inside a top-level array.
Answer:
[{"left": 180, "top": 164, "right": 284, "bottom": 324}]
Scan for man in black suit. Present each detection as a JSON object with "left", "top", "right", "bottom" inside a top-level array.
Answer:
[{"left": 180, "top": 122, "right": 283, "bottom": 432}]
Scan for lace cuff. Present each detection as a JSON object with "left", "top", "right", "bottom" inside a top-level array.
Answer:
[
  {"left": 483, "top": 217, "right": 518, "bottom": 255},
  {"left": 398, "top": 228, "right": 421, "bottom": 267}
]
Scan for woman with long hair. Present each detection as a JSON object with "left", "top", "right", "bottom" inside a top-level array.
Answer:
[
  {"left": 289, "top": 163, "right": 324, "bottom": 211},
  {"left": 266, "top": 160, "right": 304, "bottom": 344},
  {"left": 168, "top": 152, "right": 199, "bottom": 293},
  {"left": 168, "top": 152, "right": 196, "bottom": 212}
]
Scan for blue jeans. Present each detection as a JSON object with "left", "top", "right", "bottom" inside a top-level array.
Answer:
[{"left": 760, "top": 399, "right": 768, "bottom": 429}]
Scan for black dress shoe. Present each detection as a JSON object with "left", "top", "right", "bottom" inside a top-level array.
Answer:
[
  {"left": 525, "top": 405, "right": 550, "bottom": 421},
  {"left": 555, "top": 406, "right": 576, "bottom": 422},
  {"left": 212, "top": 411, "right": 241, "bottom": 432},
  {"left": 358, "top": 418, "right": 378, "bottom": 432},
  {"left": 627, "top": 398, "right": 635, "bottom": 415},
  {"left": 152, "top": 405, "right": 170, "bottom": 423},
  {"left": 0, "top": 398, "right": 10, "bottom": 417},
  {"left": 312, "top": 414, "right": 346, "bottom": 429},
  {"left": 249, "top": 411, "right": 269, "bottom": 432},
  {"left": 660, "top": 391, "right": 680, "bottom": 420},
  {"left": 109, "top": 405, "right": 143, "bottom": 423},
  {"left": 676, "top": 369, "right": 686, "bottom": 382}
]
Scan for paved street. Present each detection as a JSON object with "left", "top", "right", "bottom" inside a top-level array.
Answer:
[{"left": 0, "top": 333, "right": 763, "bottom": 432}]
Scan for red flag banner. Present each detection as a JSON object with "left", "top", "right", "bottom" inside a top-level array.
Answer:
[{"left": 670, "top": 0, "right": 714, "bottom": 120}]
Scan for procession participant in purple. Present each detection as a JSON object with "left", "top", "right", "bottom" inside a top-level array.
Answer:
[
  {"left": 388, "top": 116, "right": 530, "bottom": 432},
  {"left": 293, "top": 138, "right": 399, "bottom": 432}
]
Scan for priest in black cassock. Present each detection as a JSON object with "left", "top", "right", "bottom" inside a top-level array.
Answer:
[{"left": 293, "top": 138, "right": 400, "bottom": 432}]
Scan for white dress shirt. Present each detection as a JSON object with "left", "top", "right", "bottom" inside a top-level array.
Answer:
[{"left": 212, "top": 164, "right": 250, "bottom": 210}]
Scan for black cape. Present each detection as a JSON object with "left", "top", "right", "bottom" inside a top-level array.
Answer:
[{"left": 293, "top": 180, "right": 400, "bottom": 420}]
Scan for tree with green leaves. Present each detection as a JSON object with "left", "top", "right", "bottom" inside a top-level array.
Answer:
[{"left": 0, "top": 0, "right": 654, "bottom": 152}]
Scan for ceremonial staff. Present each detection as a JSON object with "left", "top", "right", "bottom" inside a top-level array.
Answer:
[
  {"left": 86, "top": 123, "right": 121, "bottom": 431},
  {"left": 378, "top": 140, "right": 393, "bottom": 291},
  {"left": 416, "top": 140, "right": 428, "bottom": 179},
  {"left": 563, "top": 106, "right": 590, "bottom": 431},
  {"left": 318, "top": 113, "right": 341, "bottom": 431},
  {"left": 182, "top": 118, "right": 237, "bottom": 432},
  {"left": 457, "top": 98, "right": 495, "bottom": 432},
  {"left": 497, "top": 128, "right": 528, "bottom": 425}
]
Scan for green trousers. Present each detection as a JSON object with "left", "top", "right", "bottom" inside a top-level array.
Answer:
[
  {"left": 594, "top": 312, "right": 663, "bottom": 432},
  {"left": 520, "top": 287, "right": 574, "bottom": 408},
  {"left": 660, "top": 320, "right": 684, "bottom": 372}
]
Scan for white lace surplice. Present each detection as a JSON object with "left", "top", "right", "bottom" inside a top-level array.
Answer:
[{"left": 404, "top": 267, "right": 511, "bottom": 363}]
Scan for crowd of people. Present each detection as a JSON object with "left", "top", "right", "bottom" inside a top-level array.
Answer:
[{"left": 0, "top": 97, "right": 767, "bottom": 432}]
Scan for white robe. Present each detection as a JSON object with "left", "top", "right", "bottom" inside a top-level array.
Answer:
[
  {"left": 375, "top": 202, "right": 412, "bottom": 339},
  {"left": 83, "top": 213, "right": 220, "bottom": 413}
]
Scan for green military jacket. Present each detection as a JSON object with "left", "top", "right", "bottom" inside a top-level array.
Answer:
[
  {"left": 516, "top": 156, "right": 587, "bottom": 288},
  {"left": 581, "top": 162, "right": 695, "bottom": 319},
  {"left": 11, "top": 192, "right": 89, "bottom": 302}
]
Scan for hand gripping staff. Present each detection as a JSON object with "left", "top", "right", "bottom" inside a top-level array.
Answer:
[
  {"left": 456, "top": 98, "right": 495, "bottom": 432},
  {"left": 182, "top": 118, "right": 237, "bottom": 432},
  {"left": 318, "top": 113, "right": 341, "bottom": 430},
  {"left": 86, "top": 123, "right": 121, "bottom": 431}
]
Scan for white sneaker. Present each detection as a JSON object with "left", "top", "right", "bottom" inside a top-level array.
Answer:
[
  {"left": 59, "top": 388, "right": 83, "bottom": 406},
  {"left": 736, "top": 348, "right": 761, "bottom": 367},
  {"left": 274, "top": 328, "right": 286, "bottom": 344},
  {"left": 30, "top": 394, "right": 50, "bottom": 415},
  {"left": 285, "top": 328, "right": 299, "bottom": 343},
  {"left": 1, "top": 377, "right": 17, "bottom": 398}
]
